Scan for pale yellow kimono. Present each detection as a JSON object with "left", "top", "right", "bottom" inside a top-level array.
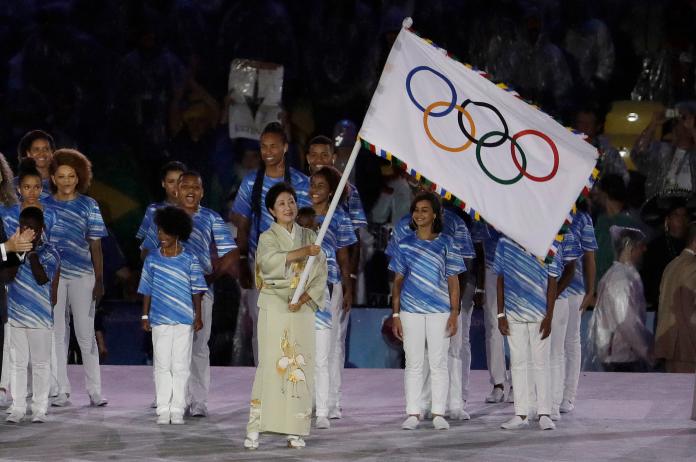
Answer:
[{"left": 247, "top": 222, "right": 327, "bottom": 436}]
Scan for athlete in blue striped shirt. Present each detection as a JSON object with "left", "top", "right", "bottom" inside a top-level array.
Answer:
[
  {"left": 231, "top": 123, "right": 311, "bottom": 366},
  {"left": 136, "top": 161, "right": 187, "bottom": 244},
  {"left": 139, "top": 206, "right": 208, "bottom": 425},
  {"left": 14, "top": 130, "right": 55, "bottom": 201},
  {"left": 141, "top": 170, "right": 238, "bottom": 417},
  {"left": 46, "top": 149, "right": 108, "bottom": 407},
  {"left": 390, "top": 192, "right": 466, "bottom": 431},
  {"left": 5, "top": 207, "right": 60, "bottom": 423},
  {"left": 494, "top": 237, "right": 562, "bottom": 431}
]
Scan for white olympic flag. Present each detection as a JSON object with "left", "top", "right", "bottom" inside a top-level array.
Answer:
[{"left": 359, "top": 25, "right": 599, "bottom": 258}]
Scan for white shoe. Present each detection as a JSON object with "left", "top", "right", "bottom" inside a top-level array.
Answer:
[
  {"left": 315, "top": 416, "right": 330, "bottom": 429},
  {"left": 244, "top": 432, "right": 259, "bottom": 450},
  {"left": 328, "top": 407, "right": 342, "bottom": 419},
  {"left": 157, "top": 412, "right": 170, "bottom": 425},
  {"left": 6, "top": 410, "right": 25, "bottom": 423},
  {"left": 32, "top": 412, "right": 48, "bottom": 423},
  {"left": 501, "top": 415, "right": 529, "bottom": 430},
  {"left": 401, "top": 415, "right": 419, "bottom": 430},
  {"left": 559, "top": 399, "right": 575, "bottom": 413},
  {"left": 90, "top": 394, "right": 108, "bottom": 407},
  {"left": 287, "top": 435, "right": 305, "bottom": 448},
  {"left": 433, "top": 416, "right": 449, "bottom": 430},
  {"left": 550, "top": 409, "right": 561, "bottom": 421},
  {"left": 449, "top": 408, "right": 471, "bottom": 421},
  {"left": 189, "top": 402, "right": 207, "bottom": 417},
  {"left": 5, "top": 405, "right": 14, "bottom": 414},
  {"left": 539, "top": 415, "right": 556, "bottom": 430},
  {"left": 505, "top": 387, "right": 515, "bottom": 403},
  {"left": 51, "top": 393, "right": 70, "bottom": 407},
  {"left": 170, "top": 413, "right": 184, "bottom": 425},
  {"left": 485, "top": 387, "right": 505, "bottom": 403}
]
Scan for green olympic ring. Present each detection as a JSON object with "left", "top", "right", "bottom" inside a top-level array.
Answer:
[{"left": 475, "top": 131, "right": 527, "bottom": 185}]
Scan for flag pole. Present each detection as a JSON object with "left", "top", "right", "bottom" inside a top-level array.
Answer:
[{"left": 290, "top": 139, "right": 362, "bottom": 304}]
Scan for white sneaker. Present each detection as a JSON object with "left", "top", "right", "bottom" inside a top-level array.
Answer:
[
  {"left": 157, "top": 412, "right": 170, "bottom": 425},
  {"left": 90, "top": 394, "right": 108, "bottom": 407},
  {"left": 433, "top": 416, "right": 449, "bottom": 430},
  {"left": 550, "top": 409, "right": 561, "bottom": 421},
  {"left": 501, "top": 415, "right": 529, "bottom": 430},
  {"left": 189, "top": 402, "right": 207, "bottom": 417},
  {"left": 485, "top": 387, "right": 505, "bottom": 403},
  {"left": 559, "top": 399, "right": 575, "bottom": 413},
  {"left": 6, "top": 410, "right": 25, "bottom": 423},
  {"left": 401, "top": 415, "right": 419, "bottom": 430},
  {"left": 539, "top": 415, "right": 556, "bottom": 430},
  {"left": 51, "top": 393, "right": 70, "bottom": 407},
  {"left": 449, "top": 408, "right": 471, "bottom": 421},
  {"left": 170, "top": 413, "right": 184, "bottom": 425},
  {"left": 32, "top": 412, "right": 48, "bottom": 423},
  {"left": 287, "top": 435, "right": 305, "bottom": 448},
  {"left": 328, "top": 407, "right": 342, "bottom": 419},
  {"left": 315, "top": 416, "right": 330, "bottom": 429},
  {"left": 244, "top": 432, "right": 259, "bottom": 450},
  {"left": 505, "top": 387, "right": 515, "bottom": 403}
]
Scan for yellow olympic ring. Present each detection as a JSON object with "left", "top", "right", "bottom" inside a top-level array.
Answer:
[{"left": 423, "top": 101, "right": 476, "bottom": 153}]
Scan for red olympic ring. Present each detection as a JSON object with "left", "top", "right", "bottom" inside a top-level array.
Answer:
[{"left": 510, "top": 130, "right": 559, "bottom": 182}]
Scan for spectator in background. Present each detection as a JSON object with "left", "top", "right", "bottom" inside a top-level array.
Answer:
[
  {"left": 641, "top": 199, "right": 690, "bottom": 311},
  {"left": 655, "top": 221, "right": 696, "bottom": 373},
  {"left": 632, "top": 103, "right": 696, "bottom": 199},
  {"left": 574, "top": 107, "right": 628, "bottom": 185},
  {"left": 370, "top": 165, "right": 413, "bottom": 228},
  {"left": 593, "top": 174, "right": 642, "bottom": 285}
]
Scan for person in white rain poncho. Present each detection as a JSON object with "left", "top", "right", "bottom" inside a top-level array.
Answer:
[{"left": 586, "top": 226, "right": 653, "bottom": 372}]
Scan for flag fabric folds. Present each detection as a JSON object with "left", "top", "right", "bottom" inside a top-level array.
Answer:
[{"left": 359, "top": 25, "right": 598, "bottom": 258}]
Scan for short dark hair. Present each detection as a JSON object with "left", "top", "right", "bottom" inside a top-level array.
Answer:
[
  {"left": 160, "top": 161, "right": 187, "bottom": 181},
  {"left": 312, "top": 166, "right": 347, "bottom": 202},
  {"left": 297, "top": 206, "right": 316, "bottom": 218},
  {"left": 409, "top": 192, "right": 443, "bottom": 233},
  {"left": 260, "top": 122, "right": 288, "bottom": 144},
  {"left": 598, "top": 174, "right": 627, "bottom": 203},
  {"left": 178, "top": 170, "right": 202, "bottom": 183},
  {"left": 50, "top": 149, "right": 93, "bottom": 194},
  {"left": 308, "top": 135, "right": 334, "bottom": 153},
  {"left": 17, "top": 130, "right": 55, "bottom": 162},
  {"left": 17, "top": 157, "right": 42, "bottom": 184},
  {"left": 19, "top": 206, "right": 44, "bottom": 227},
  {"left": 265, "top": 182, "right": 297, "bottom": 218},
  {"left": 154, "top": 206, "right": 193, "bottom": 240}
]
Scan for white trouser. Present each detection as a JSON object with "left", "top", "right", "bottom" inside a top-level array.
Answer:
[
  {"left": 484, "top": 267, "right": 506, "bottom": 386},
  {"left": 508, "top": 320, "right": 551, "bottom": 416},
  {"left": 187, "top": 291, "right": 213, "bottom": 406},
  {"left": 53, "top": 274, "right": 101, "bottom": 396},
  {"left": 9, "top": 325, "right": 51, "bottom": 415},
  {"left": 550, "top": 298, "right": 570, "bottom": 413},
  {"left": 49, "top": 330, "right": 59, "bottom": 396},
  {"left": 328, "top": 283, "right": 347, "bottom": 411},
  {"left": 564, "top": 293, "right": 584, "bottom": 403},
  {"left": 401, "top": 312, "right": 450, "bottom": 416},
  {"left": 153, "top": 324, "right": 193, "bottom": 416},
  {"left": 1, "top": 323, "right": 11, "bottom": 390},
  {"left": 419, "top": 281, "right": 475, "bottom": 412},
  {"left": 315, "top": 327, "right": 331, "bottom": 417}
]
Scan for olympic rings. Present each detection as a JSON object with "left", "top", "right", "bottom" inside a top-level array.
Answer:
[
  {"left": 476, "top": 131, "right": 527, "bottom": 185},
  {"left": 404, "top": 65, "right": 560, "bottom": 185},
  {"left": 511, "top": 130, "right": 559, "bottom": 182},
  {"left": 423, "top": 101, "right": 476, "bottom": 152}
]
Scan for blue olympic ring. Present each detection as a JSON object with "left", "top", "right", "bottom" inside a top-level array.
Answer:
[{"left": 405, "top": 66, "right": 456, "bottom": 117}]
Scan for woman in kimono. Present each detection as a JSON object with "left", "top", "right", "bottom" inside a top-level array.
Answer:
[
  {"left": 244, "top": 182, "right": 327, "bottom": 450},
  {"left": 586, "top": 226, "right": 653, "bottom": 372}
]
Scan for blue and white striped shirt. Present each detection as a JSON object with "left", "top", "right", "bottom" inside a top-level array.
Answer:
[
  {"left": 482, "top": 225, "right": 502, "bottom": 268},
  {"left": 556, "top": 231, "right": 583, "bottom": 299},
  {"left": 386, "top": 208, "right": 475, "bottom": 260},
  {"left": 136, "top": 201, "right": 175, "bottom": 240},
  {"left": 45, "top": 194, "right": 107, "bottom": 280},
  {"left": 138, "top": 249, "right": 208, "bottom": 326},
  {"left": 492, "top": 237, "right": 562, "bottom": 323},
  {"left": 0, "top": 202, "right": 57, "bottom": 240},
  {"left": 141, "top": 206, "right": 237, "bottom": 276},
  {"left": 342, "top": 185, "right": 367, "bottom": 229},
  {"left": 316, "top": 208, "right": 357, "bottom": 285},
  {"left": 7, "top": 243, "right": 60, "bottom": 329},
  {"left": 231, "top": 168, "right": 311, "bottom": 257},
  {"left": 389, "top": 233, "right": 466, "bottom": 314},
  {"left": 566, "top": 212, "right": 598, "bottom": 296}
]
